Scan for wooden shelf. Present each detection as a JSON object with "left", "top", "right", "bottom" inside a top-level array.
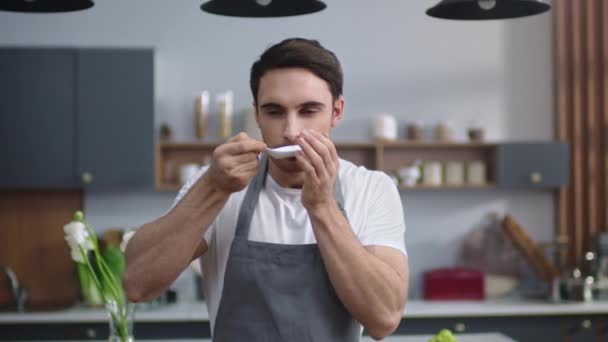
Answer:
[
  {"left": 399, "top": 183, "right": 497, "bottom": 191},
  {"left": 156, "top": 140, "right": 498, "bottom": 192},
  {"left": 375, "top": 140, "right": 497, "bottom": 148}
]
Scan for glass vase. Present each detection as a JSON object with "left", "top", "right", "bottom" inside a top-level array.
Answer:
[{"left": 107, "top": 299, "right": 135, "bottom": 342}]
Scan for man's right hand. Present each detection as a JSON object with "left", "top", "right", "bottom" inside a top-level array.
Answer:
[{"left": 203, "top": 132, "right": 267, "bottom": 195}]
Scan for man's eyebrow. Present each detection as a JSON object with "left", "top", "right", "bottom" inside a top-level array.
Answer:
[
  {"left": 299, "top": 101, "right": 325, "bottom": 108},
  {"left": 260, "top": 101, "right": 325, "bottom": 109},
  {"left": 260, "top": 102, "right": 285, "bottom": 110}
]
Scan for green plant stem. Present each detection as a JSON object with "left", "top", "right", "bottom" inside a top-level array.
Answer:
[
  {"left": 78, "top": 217, "right": 130, "bottom": 340},
  {"left": 80, "top": 247, "right": 104, "bottom": 298},
  {"left": 81, "top": 219, "right": 122, "bottom": 308}
]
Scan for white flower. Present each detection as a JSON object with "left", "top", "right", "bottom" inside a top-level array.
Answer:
[
  {"left": 69, "top": 248, "right": 86, "bottom": 263},
  {"left": 63, "top": 221, "right": 85, "bottom": 236},
  {"left": 120, "top": 230, "right": 136, "bottom": 253},
  {"left": 63, "top": 221, "right": 94, "bottom": 263}
]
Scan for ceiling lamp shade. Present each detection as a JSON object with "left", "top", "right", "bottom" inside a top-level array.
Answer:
[
  {"left": 0, "top": 0, "right": 94, "bottom": 13},
  {"left": 426, "top": 0, "right": 550, "bottom": 20},
  {"left": 201, "top": 0, "right": 326, "bottom": 18}
]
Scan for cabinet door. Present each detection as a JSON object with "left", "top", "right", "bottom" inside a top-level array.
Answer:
[
  {"left": 0, "top": 49, "right": 77, "bottom": 188},
  {"left": 497, "top": 142, "right": 569, "bottom": 189},
  {"left": 566, "top": 317, "right": 604, "bottom": 342},
  {"left": 391, "top": 316, "right": 563, "bottom": 341},
  {"left": 76, "top": 49, "right": 154, "bottom": 189}
]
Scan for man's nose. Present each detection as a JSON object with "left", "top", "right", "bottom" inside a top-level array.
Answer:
[{"left": 283, "top": 115, "right": 301, "bottom": 142}]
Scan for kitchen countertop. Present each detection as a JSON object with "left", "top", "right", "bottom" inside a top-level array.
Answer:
[
  {"left": 23, "top": 333, "right": 517, "bottom": 342},
  {"left": 2, "top": 299, "right": 608, "bottom": 324}
]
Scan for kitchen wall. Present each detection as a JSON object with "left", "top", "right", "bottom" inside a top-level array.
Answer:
[{"left": 0, "top": 0, "right": 555, "bottom": 298}]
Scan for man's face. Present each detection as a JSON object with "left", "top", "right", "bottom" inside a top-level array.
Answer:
[{"left": 255, "top": 68, "right": 343, "bottom": 173}]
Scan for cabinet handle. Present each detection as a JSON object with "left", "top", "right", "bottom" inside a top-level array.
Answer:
[
  {"left": 581, "top": 319, "right": 592, "bottom": 329},
  {"left": 454, "top": 322, "right": 466, "bottom": 333},
  {"left": 85, "top": 328, "right": 97, "bottom": 338},
  {"left": 530, "top": 172, "right": 542, "bottom": 184},
  {"left": 81, "top": 172, "right": 94, "bottom": 184}
]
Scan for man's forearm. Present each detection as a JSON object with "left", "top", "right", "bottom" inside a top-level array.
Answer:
[
  {"left": 310, "top": 201, "right": 407, "bottom": 340},
  {"left": 123, "top": 175, "right": 229, "bottom": 302}
]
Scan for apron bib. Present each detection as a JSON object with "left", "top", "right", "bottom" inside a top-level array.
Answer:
[{"left": 212, "top": 154, "right": 360, "bottom": 342}]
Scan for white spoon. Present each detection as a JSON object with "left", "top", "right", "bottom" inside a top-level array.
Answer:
[{"left": 265, "top": 145, "right": 302, "bottom": 159}]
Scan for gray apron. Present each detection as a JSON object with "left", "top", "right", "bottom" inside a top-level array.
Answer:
[{"left": 212, "top": 154, "right": 360, "bottom": 342}]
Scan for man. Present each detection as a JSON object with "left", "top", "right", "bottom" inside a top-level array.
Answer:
[{"left": 124, "top": 38, "right": 409, "bottom": 341}]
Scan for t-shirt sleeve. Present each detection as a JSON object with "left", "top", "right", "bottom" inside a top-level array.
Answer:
[
  {"left": 167, "top": 165, "right": 214, "bottom": 245},
  {"left": 358, "top": 171, "right": 407, "bottom": 256}
]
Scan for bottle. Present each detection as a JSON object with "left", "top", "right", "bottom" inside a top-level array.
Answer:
[
  {"left": 217, "top": 91, "right": 234, "bottom": 140},
  {"left": 194, "top": 91, "right": 210, "bottom": 140}
]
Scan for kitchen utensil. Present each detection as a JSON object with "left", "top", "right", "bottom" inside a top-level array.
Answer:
[
  {"left": 266, "top": 145, "right": 302, "bottom": 159},
  {"left": 501, "top": 215, "right": 559, "bottom": 282}
]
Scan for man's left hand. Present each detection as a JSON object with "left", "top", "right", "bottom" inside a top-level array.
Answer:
[{"left": 295, "top": 129, "right": 339, "bottom": 212}]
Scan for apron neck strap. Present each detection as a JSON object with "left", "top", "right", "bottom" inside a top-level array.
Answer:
[{"left": 234, "top": 153, "right": 347, "bottom": 239}]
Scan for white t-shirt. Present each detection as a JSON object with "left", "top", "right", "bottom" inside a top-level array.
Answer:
[{"left": 170, "top": 158, "right": 407, "bottom": 333}]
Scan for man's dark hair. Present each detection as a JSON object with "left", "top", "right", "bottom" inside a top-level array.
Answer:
[{"left": 250, "top": 38, "right": 343, "bottom": 104}]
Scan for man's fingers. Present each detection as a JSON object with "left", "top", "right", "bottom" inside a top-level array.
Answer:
[
  {"left": 227, "top": 132, "right": 249, "bottom": 143},
  {"left": 308, "top": 130, "right": 339, "bottom": 168},
  {"left": 302, "top": 130, "right": 334, "bottom": 174},
  {"left": 298, "top": 135, "right": 327, "bottom": 179},
  {"left": 295, "top": 153, "right": 317, "bottom": 180},
  {"left": 222, "top": 139, "right": 267, "bottom": 155},
  {"left": 232, "top": 158, "right": 259, "bottom": 175},
  {"left": 226, "top": 152, "right": 259, "bottom": 167}
]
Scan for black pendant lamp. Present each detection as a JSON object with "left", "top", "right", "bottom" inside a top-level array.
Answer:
[
  {"left": 426, "top": 0, "right": 550, "bottom": 20},
  {"left": 0, "top": 0, "right": 94, "bottom": 13},
  {"left": 201, "top": 0, "right": 326, "bottom": 18}
]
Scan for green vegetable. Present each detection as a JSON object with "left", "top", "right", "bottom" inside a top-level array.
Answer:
[{"left": 427, "top": 328, "right": 457, "bottom": 342}]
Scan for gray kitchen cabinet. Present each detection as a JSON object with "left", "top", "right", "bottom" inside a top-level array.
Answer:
[
  {"left": 0, "top": 48, "right": 154, "bottom": 190},
  {"left": 76, "top": 49, "right": 154, "bottom": 189},
  {"left": 0, "top": 49, "right": 78, "bottom": 188},
  {"left": 565, "top": 317, "right": 606, "bottom": 342},
  {"left": 497, "top": 142, "right": 570, "bottom": 189},
  {"left": 4, "top": 315, "right": 604, "bottom": 341},
  {"left": 392, "top": 316, "right": 564, "bottom": 342}
]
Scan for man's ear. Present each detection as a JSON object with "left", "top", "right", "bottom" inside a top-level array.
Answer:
[{"left": 331, "top": 96, "right": 345, "bottom": 128}]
